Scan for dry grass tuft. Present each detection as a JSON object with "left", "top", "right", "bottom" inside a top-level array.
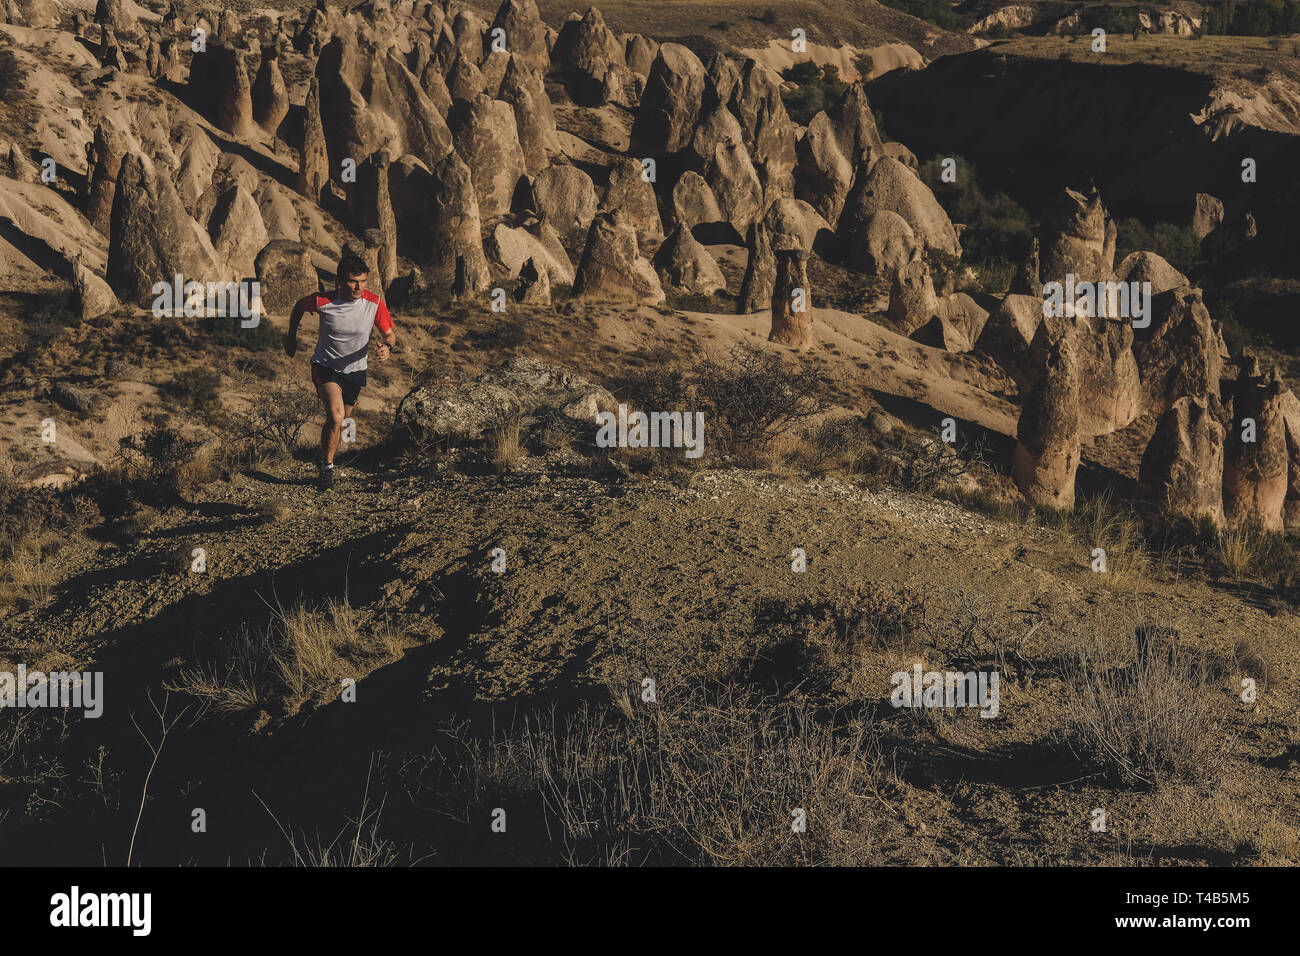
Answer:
[{"left": 1062, "top": 623, "right": 1230, "bottom": 787}]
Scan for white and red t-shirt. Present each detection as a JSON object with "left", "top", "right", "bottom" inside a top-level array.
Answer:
[{"left": 299, "top": 290, "right": 393, "bottom": 374}]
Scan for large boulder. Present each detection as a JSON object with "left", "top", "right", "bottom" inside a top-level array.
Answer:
[
  {"left": 625, "top": 33, "right": 658, "bottom": 77},
  {"left": 887, "top": 258, "right": 939, "bottom": 334},
  {"left": 794, "top": 111, "right": 854, "bottom": 226},
  {"left": 1028, "top": 311, "right": 1142, "bottom": 438},
  {"left": 251, "top": 50, "right": 290, "bottom": 137},
  {"left": 652, "top": 224, "right": 725, "bottom": 296},
  {"left": 530, "top": 164, "right": 598, "bottom": 242},
  {"left": 629, "top": 43, "right": 706, "bottom": 155},
  {"left": 847, "top": 210, "right": 919, "bottom": 280},
  {"left": 425, "top": 150, "right": 490, "bottom": 290},
  {"left": 107, "top": 154, "right": 230, "bottom": 305},
  {"left": 828, "top": 81, "right": 884, "bottom": 170},
  {"left": 394, "top": 356, "right": 617, "bottom": 442},
  {"left": 513, "top": 256, "right": 551, "bottom": 304},
  {"left": 71, "top": 255, "right": 118, "bottom": 320},
  {"left": 974, "top": 293, "right": 1042, "bottom": 379},
  {"left": 706, "top": 141, "right": 763, "bottom": 240},
  {"left": 380, "top": 48, "right": 455, "bottom": 171},
  {"left": 449, "top": 93, "right": 527, "bottom": 220},
  {"left": 498, "top": 55, "right": 560, "bottom": 174},
  {"left": 447, "top": 50, "right": 488, "bottom": 102},
  {"left": 1133, "top": 286, "right": 1225, "bottom": 416},
  {"left": 490, "top": 0, "right": 550, "bottom": 73},
  {"left": 485, "top": 222, "right": 574, "bottom": 286},
  {"left": 728, "top": 58, "right": 796, "bottom": 202},
  {"left": 549, "top": 6, "right": 627, "bottom": 105},
  {"left": 297, "top": 76, "right": 329, "bottom": 201},
  {"left": 254, "top": 239, "right": 318, "bottom": 316},
  {"left": 188, "top": 43, "right": 257, "bottom": 139},
  {"left": 1114, "top": 251, "right": 1188, "bottom": 296},
  {"left": 1190, "top": 192, "right": 1224, "bottom": 242},
  {"left": 602, "top": 156, "right": 662, "bottom": 239},
  {"left": 1139, "top": 395, "right": 1226, "bottom": 526},
  {"left": 1013, "top": 338, "right": 1081, "bottom": 510},
  {"left": 208, "top": 184, "right": 268, "bottom": 279},
  {"left": 685, "top": 100, "right": 744, "bottom": 174},
  {"left": 315, "top": 38, "right": 401, "bottom": 179},
  {"left": 839, "top": 156, "right": 961, "bottom": 257},
  {"left": 762, "top": 198, "right": 831, "bottom": 256},
  {"left": 573, "top": 209, "right": 664, "bottom": 305},
  {"left": 669, "top": 171, "right": 724, "bottom": 234},
  {"left": 85, "top": 121, "right": 131, "bottom": 235},
  {"left": 737, "top": 220, "right": 774, "bottom": 314}
]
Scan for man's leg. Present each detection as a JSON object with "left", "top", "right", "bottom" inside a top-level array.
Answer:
[{"left": 316, "top": 380, "right": 346, "bottom": 466}]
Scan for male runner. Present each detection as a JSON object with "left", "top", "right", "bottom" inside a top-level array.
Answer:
[{"left": 283, "top": 255, "right": 396, "bottom": 491}]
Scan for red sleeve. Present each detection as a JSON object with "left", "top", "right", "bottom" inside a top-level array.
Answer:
[
  {"left": 295, "top": 293, "right": 330, "bottom": 312},
  {"left": 372, "top": 295, "right": 394, "bottom": 333}
]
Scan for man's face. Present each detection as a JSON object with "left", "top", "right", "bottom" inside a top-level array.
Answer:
[{"left": 342, "top": 271, "right": 368, "bottom": 300}]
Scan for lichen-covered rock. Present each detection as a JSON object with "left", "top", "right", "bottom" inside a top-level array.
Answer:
[{"left": 394, "top": 356, "right": 617, "bottom": 442}]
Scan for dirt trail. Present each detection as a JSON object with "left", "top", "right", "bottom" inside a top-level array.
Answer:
[{"left": 6, "top": 445, "right": 1298, "bottom": 864}]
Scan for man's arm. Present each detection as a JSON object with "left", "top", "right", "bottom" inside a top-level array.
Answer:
[
  {"left": 373, "top": 298, "right": 397, "bottom": 361},
  {"left": 284, "top": 294, "right": 317, "bottom": 356}
]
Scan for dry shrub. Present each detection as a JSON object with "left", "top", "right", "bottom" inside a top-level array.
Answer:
[
  {"left": 486, "top": 411, "right": 526, "bottom": 473},
  {"left": 118, "top": 424, "right": 212, "bottom": 500},
  {"left": 439, "top": 678, "right": 897, "bottom": 866},
  {"left": 1212, "top": 522, "right": 1291, "bottom": 580},
  {"left": 1061, "top": 623, "right": 1229, "bottom": 787},
  {"left": 223, "top": 383, "right": 320, "bottom": 464},
  {"left": 694, "top": 342, "right": 827, "bottom": 454},
  {"left": 748, "top": 584, "right": 929, "bottom": 700},
  {"left": 1047, "top": 490, "right": 1148, "bottom": 589},
  {"left": 257, "top": 496, "right": 292, "bottom": 524},
  {"left": 0, "top": 467, "right": 81, "bottom": 608},
  {"left": 796, "top": 416, "right": 875, "bottom": 477}
]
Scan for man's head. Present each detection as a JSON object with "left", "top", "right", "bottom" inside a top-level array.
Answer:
[{"left": 337, "top": 255, "right": 369, "bottom": 300}]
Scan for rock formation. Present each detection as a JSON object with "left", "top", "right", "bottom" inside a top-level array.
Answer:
[
  {"left": 1013, "top": 338, "right": 1081, "bottom": 510},
  {"left": 768, "top": 250, "right": 812, "bottom": 350},
  {"left": 1222, "top": 361, "right": 1288, "bottom": 530},
  {"left": 1138, "top": 395, "right": 1226, "bottom": 526},
  {"left": 652, "top": 225, "right": 725, "bottom": 296},
  {"left": 573, "top": 209, "right": 664, "bottom": 304}
]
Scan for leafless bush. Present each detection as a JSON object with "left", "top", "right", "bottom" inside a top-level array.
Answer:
[
  {"left": 223, "top": 384, "right": 319, "bottom": 463},
  {"left": 486, "top": 410, "right": 526, "bottom": 473},
  {"left": 1061, "top": 624, "right": 1230, "bottom": 787},
  {"left": 694, "top": 342, "right": 827, "bottom": 453},
  {"left": 798, "top": 416, "right": 875, "bottom": 476}
]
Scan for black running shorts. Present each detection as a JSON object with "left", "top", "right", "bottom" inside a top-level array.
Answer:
[{"left": 310, "top": 362, "right": 366, "bottom": 406}]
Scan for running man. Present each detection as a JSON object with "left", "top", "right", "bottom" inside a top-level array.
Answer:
[{"left": 283, "top": 255, "right": 396, "bottom": 491}]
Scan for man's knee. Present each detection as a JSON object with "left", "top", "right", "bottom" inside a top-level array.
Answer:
[{"left": 324, "top": 410, "right": 345, "bottom": 431}]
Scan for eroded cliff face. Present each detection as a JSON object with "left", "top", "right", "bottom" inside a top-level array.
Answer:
[{"left": 867, "top": 47, "right": 1300, "bottom": 219}]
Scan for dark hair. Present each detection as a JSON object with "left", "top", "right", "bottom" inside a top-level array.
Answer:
[{"left": 337, "top": 255, "right": 369, "bottom": 280}]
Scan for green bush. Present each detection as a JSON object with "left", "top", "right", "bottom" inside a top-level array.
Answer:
[
  {"left": 918, "top": 155, "right": 1034, "bottom": 288},
  {"left": 780, "top": 62, "right": 848, "bottom": 126},
  {"left": 1114, "top": 219, "right": 1199, "bottom": 274}
]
